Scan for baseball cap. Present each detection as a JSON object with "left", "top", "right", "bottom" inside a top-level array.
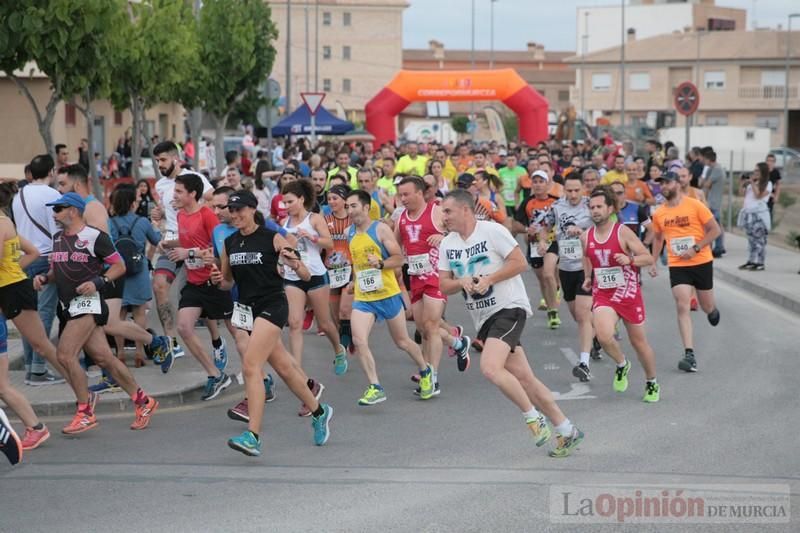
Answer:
[
  {"left": 457, "top": 173, "right": 476, "bottom": 189},
  {"left": 656, "top": 171, "right": 679, "bottom": 182},
  {"left": 530, "top": 170, "right": 549, "bottom": 182},
  {"left": 227, "top": 190, "right": 258, "bottom": 209},
  {"left": 46, "top": 192, "right": 85, "bottom": 213}
]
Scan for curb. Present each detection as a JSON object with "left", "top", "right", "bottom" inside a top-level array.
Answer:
[{"left": 715, "top": 268, "right": 800, "bottom": 315}]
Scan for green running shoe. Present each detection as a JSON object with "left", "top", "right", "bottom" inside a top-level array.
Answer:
[
  {"left": 547, "top": 309, "right": 561, "bottom": 329},
  {"left": 643, "top": 381, "right": 660, "bottom": 403},
  {"left": 549, "top": 426, "right": 584, "bottom": 458},
  {"left": 418, "top": 365, "right": 434, "bottom": 400},
  {"left": 358, "top": 384, "right": 386, "bottom": 406},
  {"left": 613, "top": 360, "right": 631, "bottom": 393},
  {"left": 526, "top": 415, "right": 552, "bottom": 447},
  {"left": 228, "top": 430, "right": 261, "bottom": 457}
]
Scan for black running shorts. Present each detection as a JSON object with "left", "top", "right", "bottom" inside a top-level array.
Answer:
[
  {"left": 179, "top": 282, "right": 234, "bottom": 320},
  {"left": 558, "top": 269, "right": 591, "bottom": 302},
  {"left": 0, "top": 278, "right": 38, "bottom": 320},
  {"left": 669, "top": 261, "right": 714, "bottom": 291},
  {"left": 476, "top": 307, "right": 527, "bottom": 350}
]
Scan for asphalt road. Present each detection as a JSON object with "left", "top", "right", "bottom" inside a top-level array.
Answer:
[{"left": 1, "top": 271, "right": 798, "bottom": 532}]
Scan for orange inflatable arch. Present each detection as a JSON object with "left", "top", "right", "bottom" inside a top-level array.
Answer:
[{"left": 365, "top": 69, "right": 549, "bottom": 146}]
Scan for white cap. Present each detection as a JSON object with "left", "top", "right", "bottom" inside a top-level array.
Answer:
[{"left": 531, "top": 169, "right": 549, "bottom": 182}]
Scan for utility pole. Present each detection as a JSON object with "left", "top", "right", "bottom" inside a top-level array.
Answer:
[
  {"left": 305, "top": 2, "right": 310, "bottom": 91},
  {"left": 315, "top": 0, "right": 319, "bottom": 92},
  {"left": 286, "top": 0, "right": 292, "bottom": 112},
  {"left": 784, "top": 15, "right": 800, "bottom": 169},
  {"left": 620, "top": 0, "right": 625, "bottom": 129},
  {"left": 581, "top": 11, "right": 588, "bottom": 121},
  {"left": 490, "top": 0, "right": 497, "bottom": 69}
]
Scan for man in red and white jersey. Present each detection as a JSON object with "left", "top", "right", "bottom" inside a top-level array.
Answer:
[
  {"left": 581, "top": 187, "right": 660, "bottom": 403},
  {"left": 396, "top": 177, "right": 470, "bottom": 393}
]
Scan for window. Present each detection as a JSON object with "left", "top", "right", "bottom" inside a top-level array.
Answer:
[
  {"left": 323, "top": 78, "right": 331, "bottom": 92},
  {"left": 343, "top": 46, "right": 351, "bottom": 60},
  {"left": 592, "top": 73, "right": 611, "bottom": 91},
  {"left": 755, "top": 115, "right": 780, "bottom": 132},
  {"left": 629, "top": 72, "right": 650, "bottom": 91},
  {"left": 704, "top": 70, "right": 726, "bottom": 90},
  {"left": 706, "top": 114, "right": 728, "bottom": 126},
  {"left": 343, "top": 78, "right": 351, "bottom": 94},
  {"left": 558, "top": 90, "right": 569, "bottom": 102},
  {"left": 761, "top": 70, "right": 786, "bottom": 87},
  {"left": 343, "top": 12, "right": 351, "bottom": 26},
  {"left": 65, "top": 103, "right": 76, "bottom": 126},
  {"left": 114, "top": 110, "right": 123, "bottom": 126},
  {"left": 322, "top": 12, "right": 331, "bottom": 26},
  {"left": 323, "top": 46, "right": 331, "bottom": 60}
]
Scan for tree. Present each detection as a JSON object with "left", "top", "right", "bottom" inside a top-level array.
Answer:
[
  {"left": 0, "top": 0, "right": 124, "bottom": 164},
  {"left": 196, "top": 0, "right": 277, "bottom": 174},
  {"left": 109, "top": 0, "right": 200, "bottom": 179},
  {"left": 451, "top": 116, "right": 469, "bottom": 135}
]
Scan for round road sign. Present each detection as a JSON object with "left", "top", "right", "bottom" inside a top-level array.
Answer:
[{"left": 674, "top": 81, "right": 700, "bottom": 116}]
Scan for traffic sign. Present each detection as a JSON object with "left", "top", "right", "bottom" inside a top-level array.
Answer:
[
  {"left": 674, "top": 82, "right": 700, "bottom": 116},
  {"left": 301, "top": 92, "right": 326, "bottom": 116},
  {"left": 258, "top": 78, "right": 281, "bottom": 99}
]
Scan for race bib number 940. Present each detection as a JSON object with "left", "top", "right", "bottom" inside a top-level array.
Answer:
[{"left": 670, "top": 236, "right": 695, "bottom": 256}]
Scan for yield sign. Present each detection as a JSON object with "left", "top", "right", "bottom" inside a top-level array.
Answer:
[{"left": 301, "top": 92, "right": 326, "bottom": 116}]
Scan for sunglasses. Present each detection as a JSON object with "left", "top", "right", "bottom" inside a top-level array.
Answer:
[
  {"left": 614, "top": 191, "right": 626, "bottom": 196},
  {"left": 52, "top": 205, "right": 69, "bottom": 213}
]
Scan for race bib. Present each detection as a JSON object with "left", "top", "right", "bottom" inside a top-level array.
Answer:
[
  {"left": 407, "top": 253, "right": 433, "bottom": 276},
  {"left": 670, "top": 236, "right": 695, "bottom": 256},
  {"left": 185, "top": 257, "right": 205, "bottom": 270},
  {"left": 231, "top": 302, "right": 253, "bottom": 331},
  {"left": 595, "top": 266, "right": 625, "bottom": 289},
  {"left": 357, "top": 268, "right": 384, "bottom": 293},
  {"left": 68, "top": 293, "right": 101, "bottom": 317},
  {"left": 529, "top": 241, "right": 548, "bottom": 259},
  {"left": 328, "top": 266, "right": 352, "bottom": 289},
  {"left": 558, "top": 239, "right": 582, "bottom": 261}
]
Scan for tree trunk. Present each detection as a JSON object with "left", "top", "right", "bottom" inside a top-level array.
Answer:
[
  {"left": 188, "top": 107, "right": 203, "bottom": 146},
  {"left": 10, "top": 74, "right": 59, "bottom": 159},
  {"left": 131, "top": 95, "right": 143, "bottom": 181},
  {"left": 76, "top": 94, "right": 105, "bottom": 201},
  {"left": 213, "top": 112, "right": 228, "bottom": 178}
]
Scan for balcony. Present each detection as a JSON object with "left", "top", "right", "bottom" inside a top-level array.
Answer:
[{"left": 738, "top": 85, "right": 798, "bottom": 99}]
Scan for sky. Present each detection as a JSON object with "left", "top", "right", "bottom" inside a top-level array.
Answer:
[{"left": 403, "top": 0, "right": 798, "bottom": 52}]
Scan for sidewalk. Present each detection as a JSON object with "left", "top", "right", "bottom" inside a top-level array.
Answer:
[{"left": 713, "top": 231, "right": 800, "bottom": 314}]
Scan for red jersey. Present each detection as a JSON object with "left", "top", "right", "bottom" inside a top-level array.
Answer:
[
  {"left": 398, "top": 201, "right": 442, "bottom": 286},
  {"left": 270, "top": 194, "right": 288, "bottom": 224},
  {"left": 177, "top": 206, "right": 219, "bottom": 285},
  {"left": 585, "top": 223, "right": 646, "bottom": 325}
]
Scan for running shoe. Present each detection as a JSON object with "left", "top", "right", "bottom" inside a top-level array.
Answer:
[
  {"left": 149, "top": 335, "right": 172, "bottom": 364},
  {"left": 447, "top": 325, "right": 464, "bottom": 357},
  {"left": 414, "top": 382, "right": 440, "bottom": 397},
  {"left": 455, "top": 335, "right": 472, "bottom": 372},
  {"left": 643, "top": 381, "right": 660, "bottom": 403},
  {"left": 472, "top": 338, "right": 484, "bottom": 353},
  {"left": 333, "top": 345, "right": 348, "bottom": 376},
  {"left": 228, "top": 430, "right": 261, "bottom": 457},
  {"left": 302, "top": 309, "right": 314, "bottom": 331},
  {"left": 25, "top": 370, "right": 65, "bottom": 386},
  {"left": 201, "top": 373, "right": 232, "bottom": 401},
  {"left": 751, "top": 264, "right": 765, "bottom": 271},
  {"left": 690, "top": 298, "right": 698, "bottom": 311},
  {"left": 264, "top": 374, "right": 276, "bottom": 402},
  {"left": 556, "top": 288, "right": 562, "bottom": 307},
  {"left": 62, "top": 409, "right": 98, "bottom": 435},
  {"left": 707, "top": 308, "right": 720, "bottom": 327},
  {"left": 298, "top": 380, "right": 325, "bottom": 417},
  {"left": 311, "top": 403, "right": 333, "bottom": 445},
  {"left": 89, "top": 375, "right": 121, "bottom": 394},
  {"left": 358, "top": 384, "right": 386, "bottom": 406},
  {"left": 613, "top": 360, "right": 631, "bottom": 393},
  {"left": 538, "top": 298, "right": 547, "bottom": 311},
  {"left": 228, "top": 399, "right": 249, "bottom": 423},
  {"left": 549, "top": 426, "right": 585, "bottom": 458},
  {"left": 213, "top": 338, "right": 228, "bottom": 372},
  {"left": 130, "top": 397, "right": 159, "bottom": 430},
  {"left": 418, "top": 365, "right": 434, "bottom": 400},
  {"left": 678, "top": 352, "right": 698, "bottom": 373},
  {"left": 0, "top": 408, "right": 23, "bottom": 465},
  {"left": 547, "top": 309, "right": 561, "bottom": 330},
  {"left": 572, "top": 363, "right": 591, "bottom": 382},
  {"left": 160, "top": 349, "right": 174, "bottom": 374},
  {"left": 738, "top": 262, "right": 754, "bottom": 270},
  {"left": 526, "top": 415, "right": 552, "bottom": 447},
  {"left": 590, "top": 337, "right": 603, "bottom": 360},
  {"left": 172, "top": 338, "right": 185, "bottom": 359},
  {"left": 21, "top": 425, "right": 50, "bottom": 451}
]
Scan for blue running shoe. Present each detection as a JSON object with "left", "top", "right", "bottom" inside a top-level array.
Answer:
[
  {"left": 228, "top": 430, "right": 261, "bottom": 456},
  {"left": 264, "top": 374, "right": 276, "bottom": 403},
  {"left": 149, "top": 335, "right": 172, "bottom": 365},
  {"left": 160, "top": 350, "right": 174, "bottom": 374},
  {"left": 213, "top": 338, "right": 228, "bottom": 372},
  {"left": 311, "top": 403, "right": 333, "bottom": 446},
  {"left": 88, "top": 375, "right": 121, "bottom": 394},
  {"left": 333, "top": 344, "right": 348, "bottom": 376},
  {"left": 172, "top": 338, "right": 185, "bottom": 359},
  {"left": 202, "top": 373, "right": 232, "bottom": 401}
]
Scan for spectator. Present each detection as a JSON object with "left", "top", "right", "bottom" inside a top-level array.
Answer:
[
  {"left": 700, "top": 147, "right": 726, "bottom": 257},
  {"left": 764, "top": 153, "right": 782, "bottom": 220},
  {"left": 736, "top": 163, "right": 772, "bottom": 271},
  {"left": 135, "top": 179, "right": 155, "bottom": 219}
]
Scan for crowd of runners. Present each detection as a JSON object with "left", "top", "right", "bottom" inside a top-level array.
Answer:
[{"left": 1, "top": 136, "right": 730, "bottom": 465}]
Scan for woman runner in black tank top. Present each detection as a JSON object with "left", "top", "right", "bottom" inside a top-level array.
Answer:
[{"left": 211, "top": 191, "right": 333, "bottom": 457}]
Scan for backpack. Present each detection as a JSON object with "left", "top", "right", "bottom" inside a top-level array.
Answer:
[{"left": 110, "top": 217, "right": 145, "bottom": 276}]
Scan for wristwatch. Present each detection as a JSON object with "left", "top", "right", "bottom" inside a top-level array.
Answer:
[
  {"left": 188, "top": 249, "right": 196, "bottom": 260},
  {"left": 692, "top": 244, "right": 701, "bottom": 253},
  {"left": 101, "top": 275, "right": 110, "bottom": 285}
]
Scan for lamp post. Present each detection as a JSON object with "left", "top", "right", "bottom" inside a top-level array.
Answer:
[
  {"left": 315, "top": 0, "right": 319, "bottom": 91},
  {"left": 490, "top": 0, "right": 498, "bottom": 69},
  {"left": 784, "top": 14, "right": 800, "bottom": 169},
  {"left": 581, "top": 11, "right": 588, "bottom": 121},
  {"left": 619, "top": 0, "right": 625, "bottom": 129},
  {"left": 470, "top": 0, "right": 476, "bottom": 131},
  {"left": 285, "top": 0, "right": 292, "bottom": 112}
]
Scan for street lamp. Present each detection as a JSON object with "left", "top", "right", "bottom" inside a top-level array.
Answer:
[
  {"left": 580, "top": 11, "right": 588, "bottom": 121},
  {"left": 620, "top": 0, "right": 625, "bottom": 129},
  {"left": 784, "top": 14, "right": 800, "bottom": 169},
  {"left": 490, "top": 0, "right": 498, "bottom": 69}
]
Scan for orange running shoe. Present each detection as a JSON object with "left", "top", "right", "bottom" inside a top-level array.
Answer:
[
  {"left": 131, "top": 397, "right": 159, "bottom": 430},
  {"left": 62, "top": 410, "right": 98, "bottom": 435},
  {"left": 21, "top": 425, "right": 50, "bottom": 450}
]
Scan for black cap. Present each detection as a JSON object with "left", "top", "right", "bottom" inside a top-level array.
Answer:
[
  {"left": 328, "top": 184, "right": 351, "bottom": 200},
  {"left": 227, "top": 190, "right": 258, "bottom": 208},
  {"left": 457, "top": 173, "right": 476, "bottom": 189},
  {"left": 656, "top": 171, "right": 679, "bottom": 182}
]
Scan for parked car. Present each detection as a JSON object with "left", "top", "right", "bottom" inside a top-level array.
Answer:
[{"left": 768, "top": 147, "right": 800, "bottom": 171}]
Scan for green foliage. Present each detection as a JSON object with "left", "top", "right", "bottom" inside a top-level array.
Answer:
[
  {"left": 502, "top": 114, "right": 519, "bottom": 142},
  {"left": 228, "top": 87, "right": 269, "bottom": 127},
  {"left": 786, "top": 230, "right": 800, "bottom": 249},
  {"left": 777, "top": 192, "right": 797, "bottom": 209},
  {"left": 451, "top": 116, "right": 469, "bottom": 134},
  {"left": 196, "top": 0, "right": 278, "bottom": 118}
]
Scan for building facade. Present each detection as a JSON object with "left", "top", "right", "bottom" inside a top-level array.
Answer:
[
  {"left": 267, "top": 0, "right": 407, "bottom": 122},
  {"left": 567, "top": 30, "right": 800, "bottom": 147}
]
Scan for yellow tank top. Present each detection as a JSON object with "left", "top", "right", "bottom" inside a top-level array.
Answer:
[
  {"left": 348, "top": 222, "right": 400, "bottom": 302},
  {"left": 0, "top": 234, "right": 28, "bottom": 288}
]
